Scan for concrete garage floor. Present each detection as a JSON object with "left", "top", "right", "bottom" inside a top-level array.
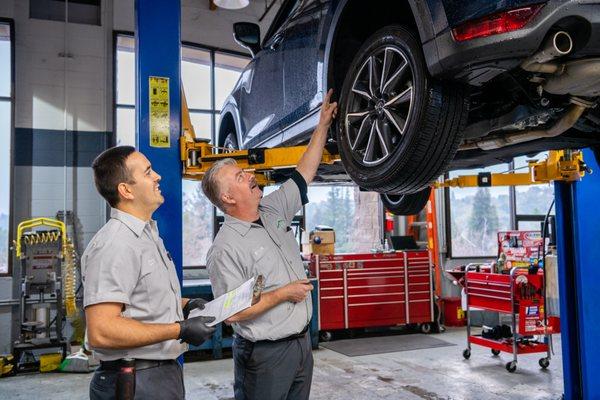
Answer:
[{"left": 0, "top": 328, "right": 563, "bottom": 399}]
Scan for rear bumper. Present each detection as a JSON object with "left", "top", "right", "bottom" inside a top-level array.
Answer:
[{"left": 424, "top": 0, "right": 600, "bottom": 85}]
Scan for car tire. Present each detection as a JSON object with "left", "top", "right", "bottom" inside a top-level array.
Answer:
[
  {"left": 337, "top": 25, "right": 468, "bottom": 194},
  {"left": 223, "top": 132, "right": 238, "bottom": 151},
  {"left": 380, "top": 186, "right": 431, "bottom": 215}
]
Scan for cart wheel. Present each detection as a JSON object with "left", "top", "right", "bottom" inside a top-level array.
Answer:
[
  {"left": 320, "top": 331, "right": 332, "bottom": 342},
  {"left": 539, "top": 357, "right": 550, "bottom": 369},
  {"left": 506, "top": 361, "right": 517, "bottom": 373},
  {"left": 420, "top": 323, "right": 432, "bottom": 334},
  {"left": 462, "top": 349, "right": 471, "bottom": 359},
  {"left": 491, "top": 349, "right": 501, "bottom": 356}
]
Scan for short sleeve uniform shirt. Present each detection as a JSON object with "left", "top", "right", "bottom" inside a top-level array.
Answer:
[{"left": 82, "top": 208, "right": 186, "bottom": 361}]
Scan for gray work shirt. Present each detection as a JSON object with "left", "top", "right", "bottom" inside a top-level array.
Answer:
[
  {"left": 82, "top": 208, "right": 187, "bottom": 361},
  {"left": 207, "top": 178, "right": 312, "bottom": 341}
]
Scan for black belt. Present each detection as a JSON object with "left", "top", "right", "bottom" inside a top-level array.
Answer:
[
  {"left": 99, "top": 359, "right": 176, "bottom": 371},
  {"left": 251, "top": 325, "right": 309, "bottom": 344}
]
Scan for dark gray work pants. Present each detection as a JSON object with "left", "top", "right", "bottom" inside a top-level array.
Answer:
[
  {"left": 233, "top": 332, "right": 313, "bottom": 400},
  {"left": 89, "top": 360, "right": 185, "bottom": 400}
]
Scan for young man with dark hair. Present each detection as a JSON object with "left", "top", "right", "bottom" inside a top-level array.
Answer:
[{"left": 83, "top": 146, "right": 215, "bottom": 399}]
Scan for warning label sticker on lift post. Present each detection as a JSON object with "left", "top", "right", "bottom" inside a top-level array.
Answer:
[{"left": 149, "top": 76, "right": 170, "bottom": 148}]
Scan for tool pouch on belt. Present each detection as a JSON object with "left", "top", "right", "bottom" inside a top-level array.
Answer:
[{"left": 116, "top": 358, "right": 136, "bottom": 400}]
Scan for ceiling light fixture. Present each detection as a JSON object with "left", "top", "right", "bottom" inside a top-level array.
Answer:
[{"left": 213, "top": 0, "right": 249, "bottom": 10}]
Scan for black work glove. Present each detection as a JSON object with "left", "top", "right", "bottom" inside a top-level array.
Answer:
[
  {"left": 183, "top": 298, "right": 208, "bottom": 319},
  {"left": 177, "top": 316, "right": 216, "bottom": 346}
]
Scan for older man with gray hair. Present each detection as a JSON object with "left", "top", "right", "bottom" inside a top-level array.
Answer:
[{"left": 203, "top": 90, "right": 337, "bottom": 400}]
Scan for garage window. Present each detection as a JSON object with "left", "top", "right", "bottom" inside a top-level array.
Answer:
[
  {"left": 30, "top": 0, "right": 102, "bottom": 26},
  {"left": 514, "top": 152, "right": 554, "bottom": 230},
  {"left": 446, "top": 154, "right": 556, "bottom": 257},
  {"left": 306, "top": 186, "right": 381, "bottom": 253},
  {"left": 115, "top": 35, "right": 135, "bottom": 146},
  {"left": 114, "top": 34, "right": 249, "bottom": 267},
  {"left": 447, "top": 164, "right": 511, "bottom": 257},
  {"left": 0, "top": 22, "right": 12, "bottom": 275}
]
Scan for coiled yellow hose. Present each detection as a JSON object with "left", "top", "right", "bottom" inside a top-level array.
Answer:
[
  {"left": 62, "top": 238, "right": 78, "bottom": 318},
  {"left": 16, "top": 218, "right": 79, "bottom": 318},
  {"left": 22, "top": 231, "right": 61, "bottom": 245}
]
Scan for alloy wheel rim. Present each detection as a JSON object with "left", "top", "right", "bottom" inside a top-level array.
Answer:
[
  {"left": 344, "top": 46, "right": 414, "bottom": 167},
  {"left": 383, "top": 193, "right": 403, "bottom": 205}
]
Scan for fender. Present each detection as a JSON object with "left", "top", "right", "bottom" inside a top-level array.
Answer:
[
  {"left": 219, "top": 101, "right": 243, "bottom": 148},
  {"left": 322, "top": 0, "right": 438, "bottom": 91}
]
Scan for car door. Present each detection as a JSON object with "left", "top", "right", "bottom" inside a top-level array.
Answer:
[
  {"left": 238, "top": 0, "right": 301, "bottom": 149},
  {"left": 280, "top": 0, "right": 328, "bottom": 139},
  {"left": 237, "top": 40, "right": 284, "bottom": 149}
]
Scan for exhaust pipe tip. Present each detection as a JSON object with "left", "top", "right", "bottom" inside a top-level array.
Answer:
[
  {"left": 521, "top": 31, "right": 574, "bottom": 72},
  {"left": 552, "top": 31, "right": 573, "bottom": 56}
]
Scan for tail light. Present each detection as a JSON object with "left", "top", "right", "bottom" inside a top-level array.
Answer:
[{"left": 452, "top": 4, "right": 544, "bottom": 42}]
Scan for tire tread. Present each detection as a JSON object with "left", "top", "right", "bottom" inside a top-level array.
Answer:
[{"left": 337, "top": 25, "right": 468, "bottom": 193}]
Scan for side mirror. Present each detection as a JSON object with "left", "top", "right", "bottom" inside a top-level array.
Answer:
[{"left": 233, "top": 22, "right": 261, "bottom": 58}]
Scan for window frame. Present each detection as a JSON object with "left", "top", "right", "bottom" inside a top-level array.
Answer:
[
  {"left": 445, "top": 158, "right": 555, "bottom": 259},
  {"left": 445, "top": 166, "right": 513, "bottom": 259},
  {"left": 112, "top": 31, "right": 134, "bottom": 147},
  {"left": 0, "top": 18, "right": 14, "bottom": 277},
  {"left": 29, "top": 0, "right": 102, "bottom": 26},
  {"left": 112, "top": 32, "right": 249, "bottom": 269},
  {"left": 261, "top": 0, "right": 300, "bottom": 46},
  {"left": 306, "top": 184, "right": 383, "bottom": 253}
]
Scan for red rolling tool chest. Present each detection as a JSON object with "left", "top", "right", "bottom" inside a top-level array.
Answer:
[
  {"left": 310, "top": 250, "right": 434, "bottom": 334},
  {"left": 462, "top": 267, "right": 558, "bottom": 373}
]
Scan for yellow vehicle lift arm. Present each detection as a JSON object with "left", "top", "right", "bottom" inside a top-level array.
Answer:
[
  {"left": 434, "top": 149, "right": 589, "bottom": 189},
  {"left": 179, "top": 87, "right": 340, "bottom": 185},
  {"left": 180, "top": 139, "right": 340, "bottom": 186}
]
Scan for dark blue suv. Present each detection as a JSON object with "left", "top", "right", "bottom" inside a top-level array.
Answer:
[{"left": 218, "top": 0, "right": 600, "bottom": 214}]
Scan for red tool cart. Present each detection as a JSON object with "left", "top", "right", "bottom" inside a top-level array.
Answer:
[
  {"left": 310, "top": 250, "right": 435, "bottom": 340},
  {"left": 462, "top": 267, "right": 558, "bottom": 372}
]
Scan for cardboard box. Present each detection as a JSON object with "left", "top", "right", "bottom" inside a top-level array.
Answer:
[
  {"left": 304, "top": 243, "right": 335, "bottom": 255},
  {"left": 307, "top": 230, "right": 335, "bottom": 255},
  {"left": 310, "top": 230, "right": 335, "bottom": 244}
]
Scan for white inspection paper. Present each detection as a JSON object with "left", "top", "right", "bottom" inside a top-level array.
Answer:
[{"left": 189, "top": 277, "right": 256, "bottom": 326}]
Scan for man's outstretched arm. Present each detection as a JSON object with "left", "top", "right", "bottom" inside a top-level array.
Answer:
[{"left": 296, "top": 89, "right": 338, "bottom": 185}]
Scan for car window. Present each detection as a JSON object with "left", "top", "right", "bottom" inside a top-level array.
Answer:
[{"left": 262, "top": 0, "right": 303, "bottom": 45}]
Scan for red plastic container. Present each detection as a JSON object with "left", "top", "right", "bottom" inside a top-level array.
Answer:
[{"left": 443, "top": 297, "right": 466, "bottom": 326}]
